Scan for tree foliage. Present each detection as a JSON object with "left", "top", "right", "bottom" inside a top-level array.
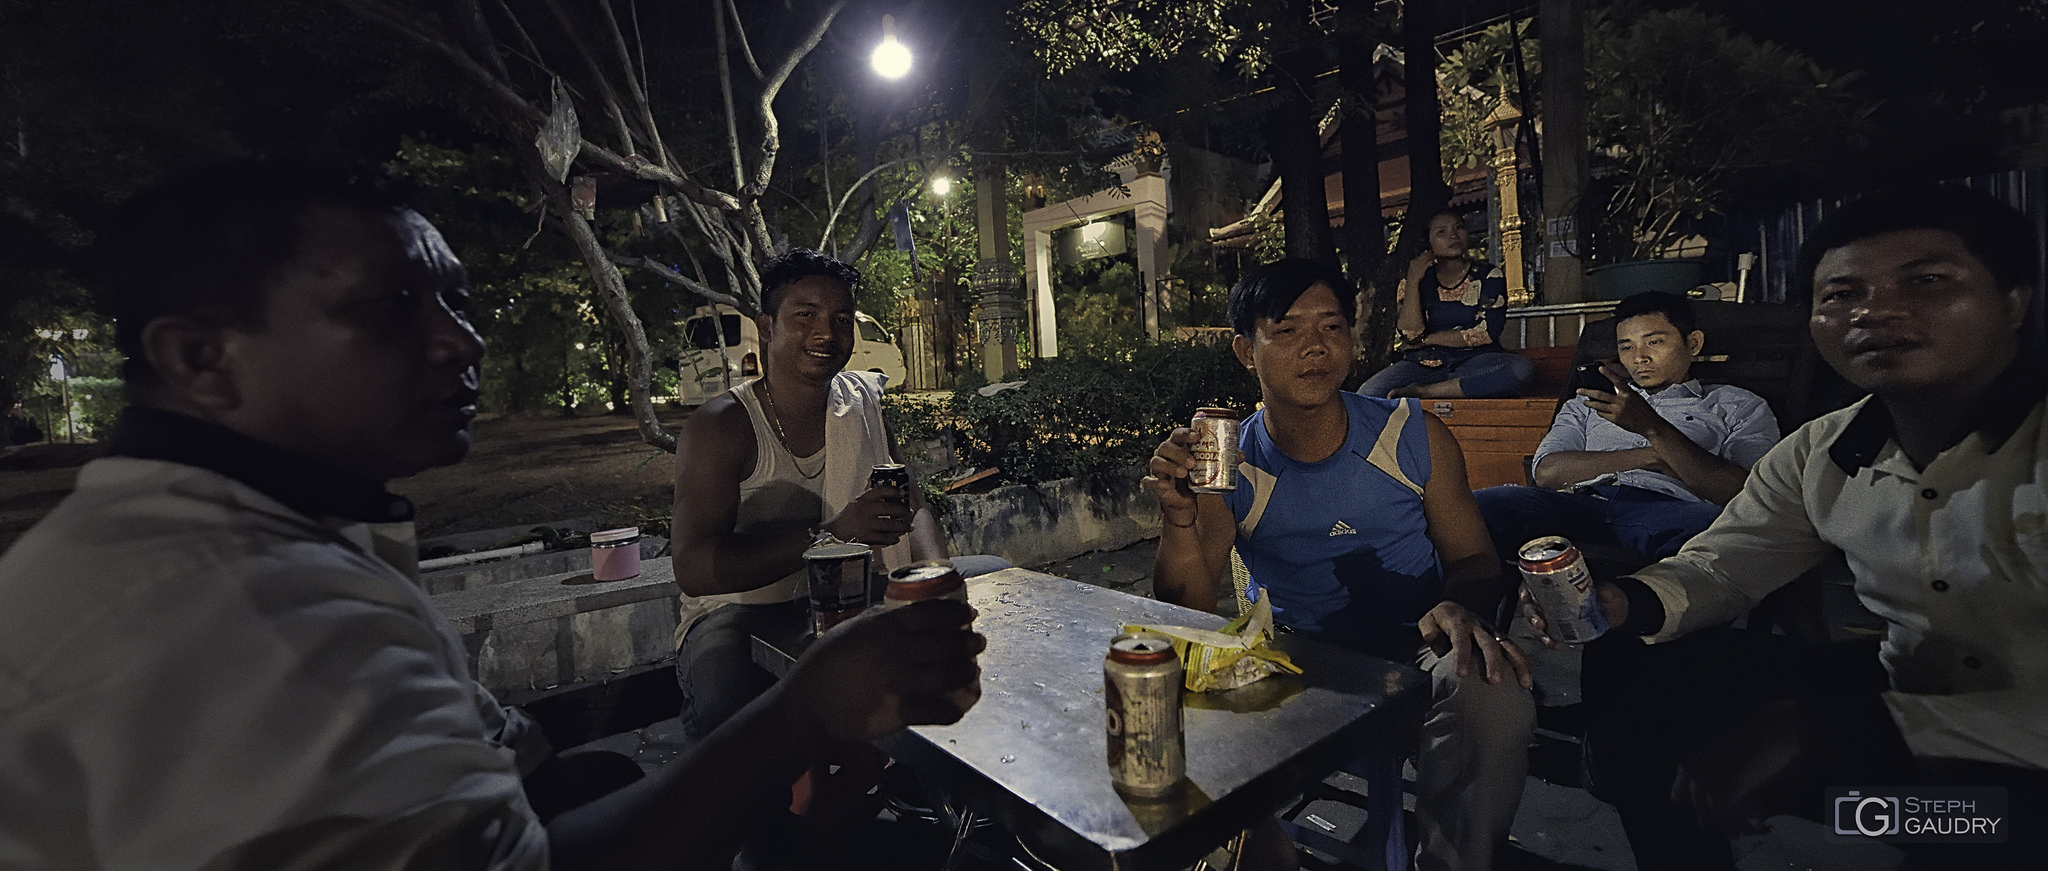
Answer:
[
  {"left": 1013, "top": 0, "right": 1278, "bottom": 78},
  {"left": 1437, "top": 8, "right": 1870, "bottom": 263},
  {"left": 1585, "top": 7, "right": 1869, "bottom": 260}
]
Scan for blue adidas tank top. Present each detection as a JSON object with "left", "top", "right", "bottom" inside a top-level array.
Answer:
[{"left": 1223, "top": 393, "right": 1442, "bottom": 650}]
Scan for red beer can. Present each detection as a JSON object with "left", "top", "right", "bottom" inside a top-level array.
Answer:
[
  {"left": 880, "top": 561, "right": 981, "bottom": 712},
  {"left": 1517, "top": 535, "right": 1609, "bottom": 644}
]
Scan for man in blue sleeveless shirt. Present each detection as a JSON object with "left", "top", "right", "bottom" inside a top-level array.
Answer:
[{"left": 1146, "top": 259, "right": 1536, "bottom": 871}]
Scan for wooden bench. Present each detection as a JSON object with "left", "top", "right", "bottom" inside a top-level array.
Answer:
[
  {"left": 1419, "top": 303, "right": 1860, "bottom": 491},
  {"left": 1417, "top": 346, "right": 1574, "bottom": 489}
]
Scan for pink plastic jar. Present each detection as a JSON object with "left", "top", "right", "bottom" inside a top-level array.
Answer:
[{"left": 590, "top": 527, "right": 642, "bottom": 581}]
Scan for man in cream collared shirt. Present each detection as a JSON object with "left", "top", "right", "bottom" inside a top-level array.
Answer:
[
  {"left": 1475, "top": 291, "right": 1780, "bottom": 562},
  {"left": 0, "top": 164, "right": 983, "bottom": 871},
  {"left": 1528, "top": 185, "right": 2047, "bottom": 871}
]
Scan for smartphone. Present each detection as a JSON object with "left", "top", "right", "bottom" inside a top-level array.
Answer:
[{"left": 1573, "top": 361, "right": 1616, "bottom": 395}]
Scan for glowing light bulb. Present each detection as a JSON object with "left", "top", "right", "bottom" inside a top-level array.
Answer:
[{"left": 871, "top": 15, "right": 912, "bottom": 79}]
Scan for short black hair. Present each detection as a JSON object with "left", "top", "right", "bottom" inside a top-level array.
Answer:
[
  {"left": 1797, "top": 185, "right": 2038, "bottom": 299},
  {"left": 97, "top": 161, "right": 411, "bottom": 385},
  {"left": 1611, "top": 291, "right": 1698, "bottom": 337},
  {"left": 1228, "top": 258, "right": 1359, "bottom": 336},
  {"left": 759, "top": 247, "right": 860, "bottom": 316}
]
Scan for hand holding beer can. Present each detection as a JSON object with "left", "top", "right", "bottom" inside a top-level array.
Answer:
[
  {"left": 1188, "top": 408, "right": 1239, "bottom": 494},
  {"left": 1517, "top": 536, "right": 1609, "bottom": 644},
  {"left": 868, "top": 463, "right": 912, "bottom": 506},
  {"left": 879, "top": 561, "right": 981, "bottom": 712},
  {"left": 1105, "top": 631, "right": 1185, "bottom": 796}
]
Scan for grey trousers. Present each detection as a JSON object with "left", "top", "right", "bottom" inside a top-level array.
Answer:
[{"left": 1413, "top": 645, "right": 1537, "bottom": 871}]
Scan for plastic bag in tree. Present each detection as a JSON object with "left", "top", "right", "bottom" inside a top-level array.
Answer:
[{"left": 535, "top": 78, "right": 580, "bottom": 184}]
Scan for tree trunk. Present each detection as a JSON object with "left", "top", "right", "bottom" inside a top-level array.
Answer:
[
  {"left": 1267, "top": 5, "right": 1335, "bottom": 266},
  {"left": 1540, "top": 0, "right": 1590, "bottom": 301},
  {"left": 1399, "top": 0, "right": 1449, "bottom": 248},
  {"left": 1339, "top": 0, "right": 1393, "bottom": 374}
]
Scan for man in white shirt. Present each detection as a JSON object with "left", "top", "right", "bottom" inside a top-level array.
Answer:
[
  {"left": 1475, "top": 291, "right": 1780, "bottom": 562},
  {"left": 1528, "top": 185, "right": 2046, "bottom": 870},
  {"left": 0, "top": 163, "right": 983, "bottom": 871}
]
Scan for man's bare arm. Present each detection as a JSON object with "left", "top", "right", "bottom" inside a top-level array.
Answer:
[
  {"left": 1419, "top": 414, "right": 1531, "bottom": 688},
  {"left": 1143, "top": 428, "right": 1236, "bottom": 614},
  {"left": 670, "top": 397, "right": 811, "bottom": 597}
]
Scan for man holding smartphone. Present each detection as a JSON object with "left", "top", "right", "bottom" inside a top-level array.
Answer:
[{"left": 1472, "top": 291, "right": 1780, "bottom": 561}]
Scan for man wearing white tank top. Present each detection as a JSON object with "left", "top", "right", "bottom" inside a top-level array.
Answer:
[{"left": 669, "top": 249, "right": 993, "bottom": 745}]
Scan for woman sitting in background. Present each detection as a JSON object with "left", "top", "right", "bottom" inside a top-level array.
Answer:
[{"left": 1359, "top": 211, "right": 1534, "bottom": 399}]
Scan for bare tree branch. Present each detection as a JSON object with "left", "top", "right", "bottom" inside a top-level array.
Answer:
[
  {"left": 489, "top": 0, "right": 561, "bottom": 81},
  {"left": 598, "top": 0, "right": 670, "bottom": 166},
  {"left": 542, "top": 0, "right": 639, "bottom": 154},
  {"left": 722, "top": 0, "right": 766, "bottom": 80},
  {"left": 612, "top": 255, "right": 751, "bottom": 312},
  {"left": 744, "top": 0, "right": 846, "bottom": 202},
  {"left": 713, "top": 4, "right": 746, "bottom": 189}
]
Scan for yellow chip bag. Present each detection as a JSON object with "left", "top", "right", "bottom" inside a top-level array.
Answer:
[{"left": 1123, "top": 592, "right": 1301, "bottom": 692}]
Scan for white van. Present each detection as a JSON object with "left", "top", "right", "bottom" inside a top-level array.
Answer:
[{"left": 676, "top": 305, "right": 908, "bottom": 405}]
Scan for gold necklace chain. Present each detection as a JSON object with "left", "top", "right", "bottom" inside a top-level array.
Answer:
[{"left": 757, "top": 379, "right": 824, "bottom": 480}]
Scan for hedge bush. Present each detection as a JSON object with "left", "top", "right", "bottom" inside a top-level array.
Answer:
[{"left": 883, "top": 341, "right": 1259, "bottom": 488}]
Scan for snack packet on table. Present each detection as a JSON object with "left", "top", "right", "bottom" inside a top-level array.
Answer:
[{"left": 1122, "top": 591, "right": 1301, "bottom": 692}]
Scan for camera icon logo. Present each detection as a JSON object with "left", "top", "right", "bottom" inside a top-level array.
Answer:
[{"left": 1833, "top": 791, "right": 1901, "bottom": 837}]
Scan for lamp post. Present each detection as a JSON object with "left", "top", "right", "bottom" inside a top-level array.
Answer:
[
  {"left": 902, "top": 175, "right": 952, "bottom": 390},
  {"left": 35, "top": 328, "right": 85, "bottom": 443}
]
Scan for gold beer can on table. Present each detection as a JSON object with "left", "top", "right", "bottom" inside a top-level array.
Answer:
[{"left": 1105, "top": 631, "right": 1185, "bottom": 796}]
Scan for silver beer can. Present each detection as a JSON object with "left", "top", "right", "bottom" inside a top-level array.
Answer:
[
  {"left": 1105, "top": 631, "right": 1185, "bottom": 796},
  {"left": 1517, "top": 535, "right": 1609, "bottom": 644},
  {"left": 1188, "top": 408, "right": 1240, "bottom": 494}
]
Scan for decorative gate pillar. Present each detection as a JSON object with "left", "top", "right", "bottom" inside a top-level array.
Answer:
[
  {"left": 972, "top": 258, "right": 1025, "bottom": 380},
  {"left": 1484, "top": 92, "right": 1533, "bottom": 307}
]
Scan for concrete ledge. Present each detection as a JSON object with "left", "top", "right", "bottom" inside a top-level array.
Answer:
[
  {"left": 941, "top": 468, "right": 1161, "bottom": 568},
  {"left": 433, "top": 557, "right": 680, "bottom": 696},
  {"left": 420, "top": 536, "right": 669, "bottom": 595}
]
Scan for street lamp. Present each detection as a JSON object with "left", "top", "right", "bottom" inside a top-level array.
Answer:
[
  {"left": 870, "top": 14, "right": 912, "bottom": 80},
  {"left": 930, "top": 174, "right": 952, "bottom": 197}
]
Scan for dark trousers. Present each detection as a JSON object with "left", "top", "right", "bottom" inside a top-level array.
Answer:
[
  {"left": 674, "top": 600, "right": 803, "bottom": 741},
  {"left": 1474, "top": 483, "right": 1726, "bottom": 562},
  {"left": 1582, "top": 627, "right": 2047, "bottom": 870}
]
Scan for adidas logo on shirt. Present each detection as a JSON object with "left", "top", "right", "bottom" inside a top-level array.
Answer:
[{"left": 1328, "top": 520, "right": 1358, "bottom": 537}]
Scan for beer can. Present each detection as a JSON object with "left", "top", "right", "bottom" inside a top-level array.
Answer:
[
  {"left": 879, "top": 560, "right": 967, "bottom": 609},
  {"left": 1105, "top": 631, "right": 1185, "bottom": 796},
  {"left": 1188, "top": 408, "right": 1239, "bottom": 494},
  {"left": 803, "top": 540, "right": 873, "bottom": 637},
  {"left": 879, "top": 561, "right": 981, "bottom": 711},
  {"left": 868, "top": 463, "right": 912, "bottom": 505},
  {"left": 1517, "top": 536, "right": 1608, "bottom": 644}
]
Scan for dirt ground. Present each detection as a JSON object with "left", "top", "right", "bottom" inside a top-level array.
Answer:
[{"left": 0, "top": 411, "right": 690, "bottom": 553}]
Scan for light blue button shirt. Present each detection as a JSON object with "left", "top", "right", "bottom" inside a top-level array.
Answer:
[{"left": 1532, "top": 379, "right": 1780, "bottom": 503}]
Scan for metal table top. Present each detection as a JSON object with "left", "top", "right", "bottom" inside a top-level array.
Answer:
[{"left": 752, "top": 567, "right": 1428, "bottom": 871}]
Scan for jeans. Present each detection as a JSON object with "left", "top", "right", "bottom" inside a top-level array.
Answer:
[
  {"left": 674, "top": 554, "right": 1014, "bottom": 741},
  {"left": 1473, "top": 483, "right": 1725, "bottom": 561},
  {"left": 1359, "top": 351, "right": 1535, "bottom": 399}
]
